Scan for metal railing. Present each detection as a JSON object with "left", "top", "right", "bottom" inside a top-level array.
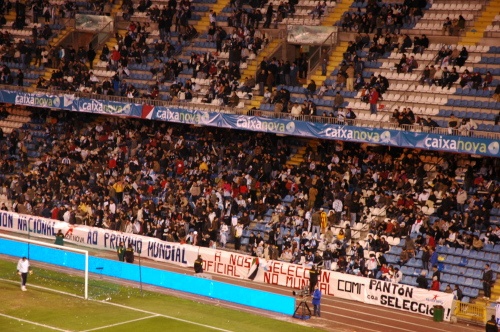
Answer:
[
  {"left": 68, "top": 90, "right": 500, "bottom": 140},
  {"left": 452, "top": 300, "right": 487, "bottom": 324},
  {"left": 88, "top": 19, "right": 114, "bottom": 52},
  {"left": 2, "top": 85, "right": 499, "bottom": 141},
  {"left": 307, "top": 29, "right": 337, "bottom": 76}
]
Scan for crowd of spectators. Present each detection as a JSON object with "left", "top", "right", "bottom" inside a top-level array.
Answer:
[
  {"left": 0, "top": 109, "right": 499, "bottom": 293},
  {"left": 341, "top": 1, "right": 427, "bottom": 34}
]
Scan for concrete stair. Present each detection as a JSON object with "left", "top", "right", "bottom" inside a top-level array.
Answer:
[
  {"left": 461, "top": 0, "right": 500, "bottom": 45},
  {"left": 473, "top": 274, "right": 500, "bottom": 305},
  {"left": 242, "top": 38, "right": 282, "bottom": 112},
  {"left": 193, "top": 0, "right": 232, "bottom": 35},
  {"left": 321, "top": 0, "right": 355, "bottom": 26},
  {"left": 309, "top": 41, "right": 349, "bottom": 82},
  {"left": 286, "top": 140, "right": 319, "bottom": 166},
  {"left": 287, "top": 146, "right": 306, "bottom": 166},
  {"left": 90, "top": 3, "right": 124, "bottom": 68}
]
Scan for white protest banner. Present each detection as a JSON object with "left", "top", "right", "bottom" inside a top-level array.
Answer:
[
  {"left": 198, "top": 247, "right": 255, "bottom": 279},
  {"left": 329, "top": 272, "right": 367, "bottom": 302},
  {"left": 364, "top": 279, "right": 454, "bottom": 321},
  {"left": 0, "top": 211, "right": 198, "bottom": 267},
  {"left": 0, "top": 210, "right": 453, "bottom": 319}
]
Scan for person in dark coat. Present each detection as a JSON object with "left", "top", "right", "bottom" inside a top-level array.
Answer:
[
  {"left": 309, "top": 265, "right": 320, "bottom": 294},
  {"left": 117, "top": 242, "right": 125, "bottom": 262},
  {"left": 87, "top": 46, "right": 96, "bottom": 69},
  {"left": 482, "top": 264, "right": 493, "bottom": 299},
  {"left": 124, "top": 244, "right": 134, "bottom": 263},
  {"left": 16, "top": 70, "right": 24, "bottom": 86},
  {"left": 416, "top": 270, "right": 428, "bottom": 289},
  {"left": 194, "top": 255, "right": 203, "bottom": 273},
  {"left": 486, "top": 315, "right": 499, "bottom": 332}
]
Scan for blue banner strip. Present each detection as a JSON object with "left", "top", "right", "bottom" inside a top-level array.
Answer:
[{"left": 0, "top": 89, "right": 498, "bottom": 157}]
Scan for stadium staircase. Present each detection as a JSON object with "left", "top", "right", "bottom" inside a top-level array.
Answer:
[
  {"left": 309, "top": 41, "right": 348, "bottom": 82},
  {"left": 243, "top": 38, "right": 282, "bottom": 112},
  {"left": 318, "top": 0, "right": 354, "bottom": 28},
  {"left": 461, "top": 0, "right": 500, "bottom": 45},
  {"left": 192, "top": 0, "right": 232, "bottom": 34},
  {"left": 307, "top": 0, "right": 353, "bottom": 80},
  {"left": 285, "top": 140, "right": 319, "bottom": 166},
  {"left": 91, "top": 3, "right": 127, "bottom": 70},
  {"left": 474, "top": 278, "right": 500, "bottom": 306}
]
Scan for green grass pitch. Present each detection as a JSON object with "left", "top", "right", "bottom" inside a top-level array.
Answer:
[{"left": 0, "top": 259, "right": 323, "bottom": 332}]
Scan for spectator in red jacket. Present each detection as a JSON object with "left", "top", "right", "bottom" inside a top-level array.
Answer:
[{"left": 369, "top": 88, "right": 379, "bottom": 114}]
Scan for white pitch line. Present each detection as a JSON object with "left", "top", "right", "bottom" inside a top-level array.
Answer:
[
  {"left": 0, "top": 312, "right": 69, "bottom": 331},
  {"left": 321, "top": 302, "right": 452, "bottom": 332},
  {"left": 327, "top": 311, "right": 416, "bottom": 332},
  {"left": 95, "top": 301, "right": 235, "bottom": 332},
  {"left": 0, "top": 278, "right": 234, "bottom": 332},
  {"left": 80, "top": 314, "right": 159, "bottom": 332}
]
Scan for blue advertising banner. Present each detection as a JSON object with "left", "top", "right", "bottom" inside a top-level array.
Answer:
[
  {"left": 0, "top": 88, "right": 498, "bottom": 157},
  {"left": 149, "top": 107, "right": 500, "bottom": 158},
  {"left": 0, "top": 90, "right": 63, "bottom": 109},
  {"left": 71, "top": 97, "right": 143, "bottom": 117}
]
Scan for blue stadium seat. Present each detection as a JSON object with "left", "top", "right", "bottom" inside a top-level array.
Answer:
[{"left": 472, "top": 279, "right": 482, "bottom": 289}]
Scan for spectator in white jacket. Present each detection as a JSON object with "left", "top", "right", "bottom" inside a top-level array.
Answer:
[{"left": 456, "top": 187, "right": 468, "bottom": 212}]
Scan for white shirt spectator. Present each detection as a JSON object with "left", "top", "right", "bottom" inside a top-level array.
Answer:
[
  {"left": 290, "top": 104, "right": 302, "bottom": 116},
  {"left": 63, "top": 209, "right": 71, "bottom": 222},
  {"left": 17, "top": 258, "right": 30, "bottom": 273},
  {"left": 332, "top": 198, "right": 343, "bottom": 212}
]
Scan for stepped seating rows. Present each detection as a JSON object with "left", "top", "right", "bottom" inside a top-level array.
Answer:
[
  {"left": 286, "top": 39, "right": 500, "bottom": 130},
  {"left": 485, "top": 15, "right": 500, "bottom": 37},
  {"left": 386, "top": 237, "right": 499, "bottom": 296},
  {"left": 215, "top": 0, "right": 337, "bottom": 27}
]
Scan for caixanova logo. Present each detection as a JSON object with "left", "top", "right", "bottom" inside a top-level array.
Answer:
[
  {"left": 424, "top": 136, "right": 499, "bottom": 155},
  {"left": 156, "top": 109, "right": 210, "bottom": 124},
  {"left": 324, "top": 128, "right": 391, "bottom": 143},
  {"left": 15, "top": 94, "right": 60, "bottom": 108},
  {"left": 236, "top": 118, "right": 295, "bottom": 133}
]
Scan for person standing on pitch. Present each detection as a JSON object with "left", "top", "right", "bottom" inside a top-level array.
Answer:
[
  {"left": 312, "top": 285, "right": 322, "bottom": 317},
  {"left": 124, "top": 244, "right": 134, "bottom": 263},
  {"left": 54, "top": 229, "right": 65, "bottom": 246},
  {"left": 309, "top": 265, "right": 320, "bottom": 294},
  {"left": 194, "top": 255, "right": 204, "bottom": 274},
  {"left": 17, "top": 256, "right": 32, "bottom": 291},
  {"left": 117, "top": 242, "right": 125, "bottom": 262},
  {"left": 485, "top": 315, "right": 498, "bottom": 332}
]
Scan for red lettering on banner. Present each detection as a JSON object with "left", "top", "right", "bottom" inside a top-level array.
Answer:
[
  {"left": 270, "top": 261, "right": 281, "bottom": 274},
  {"left": 286, "top": 276, "right": 308, "bottom": 289},
  {"left": 227, "top": 264, "right": 233, "bottom": 276},
  {"left": 276, "top": 262, "right": 286, "bottom": 275},
  {"left": 214, "top": 251, "right": 221, "bottom": 262},
  {"left": 297, "top": 266, "right": 306, "bottom": 279},
  {"left": 229, "top": 254, "right": 252, "bottom": 268},
  {"left": 205, "top": 261, "right": 214, "bottom": 271},
  {"left": 264, "top": 272, "right": 279, "bottom": 285},
  {"left": 319, "top": 283, "right": 334, "bottom": 295},
  {"left": 320, "top": 271, "right": 330, "bottom": 284}
]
